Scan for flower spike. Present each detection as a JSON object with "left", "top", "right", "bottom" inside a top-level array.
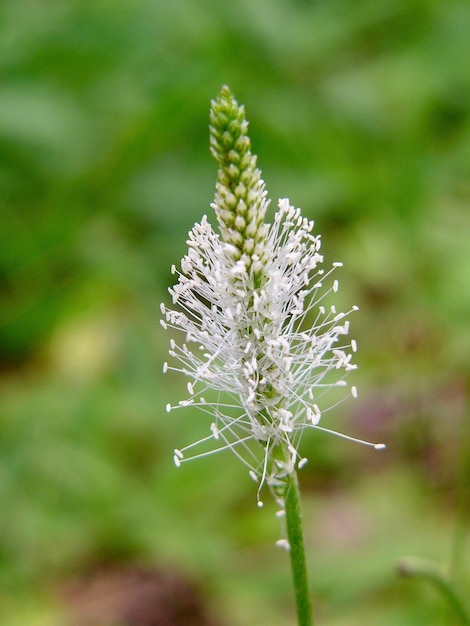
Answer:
[
  {"left": 161, "top": 87, "right": 385, "bottom": 504},
  {"left": 209, "top": 85, "right": 269, "bottom": 268}
]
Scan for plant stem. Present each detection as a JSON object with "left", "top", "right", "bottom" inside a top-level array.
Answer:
[
  {"left": 450, "top": 378, "right": 470, "bottom": 583},
  {"left": 285, "top": 471, "right": 313, "bottom": 626},
  {"left": 398, "top": 557, "right": 470, "bottom": 625}
]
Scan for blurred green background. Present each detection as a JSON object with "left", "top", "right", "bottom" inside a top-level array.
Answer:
[{"left": 1, "top": 0, "right": 470, "bottom": 624}]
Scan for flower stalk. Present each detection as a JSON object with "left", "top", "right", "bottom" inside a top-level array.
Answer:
[{"left": 285, "top": 472, "right": 313, "bottom": 626}]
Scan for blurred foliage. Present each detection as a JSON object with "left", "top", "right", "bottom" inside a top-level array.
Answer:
[{"left": 1, "top": 0, "right": 470, "bottom": 624}]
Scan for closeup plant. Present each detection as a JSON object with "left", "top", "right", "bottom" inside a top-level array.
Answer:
[{"left": 161, "top": 86, "right": 386, "bottom": 624}]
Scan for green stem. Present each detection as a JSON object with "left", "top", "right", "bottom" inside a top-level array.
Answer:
[
  {"left": 450, "top": 378, "right": 470, "bottom": 582},
  {"left": 398, "top": 557, "right": 470, "bottom": 625},
  {"left": 285, "top": 471, "right": 313, "bottom": 626}
]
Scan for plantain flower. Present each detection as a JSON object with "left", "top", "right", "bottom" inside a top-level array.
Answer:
[{"left": 161, "top": 86, "right": 384, "bottom": 506}]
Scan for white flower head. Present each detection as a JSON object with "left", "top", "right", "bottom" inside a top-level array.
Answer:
[{"left": 161, "top": 86, "right": 384, "bottom": 504}]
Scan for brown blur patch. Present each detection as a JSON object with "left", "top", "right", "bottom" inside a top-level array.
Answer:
[{"left": 64, "top": 565, "right": 220, "bottom": 626}]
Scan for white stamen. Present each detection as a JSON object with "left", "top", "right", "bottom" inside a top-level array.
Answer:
[{"left": 211, "top": 423, "right": 219, "bottom": 439}]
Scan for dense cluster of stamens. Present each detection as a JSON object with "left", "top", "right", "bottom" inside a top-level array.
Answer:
[{"left": 161, "top": 87, "right": 384, "bottom": 506}]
